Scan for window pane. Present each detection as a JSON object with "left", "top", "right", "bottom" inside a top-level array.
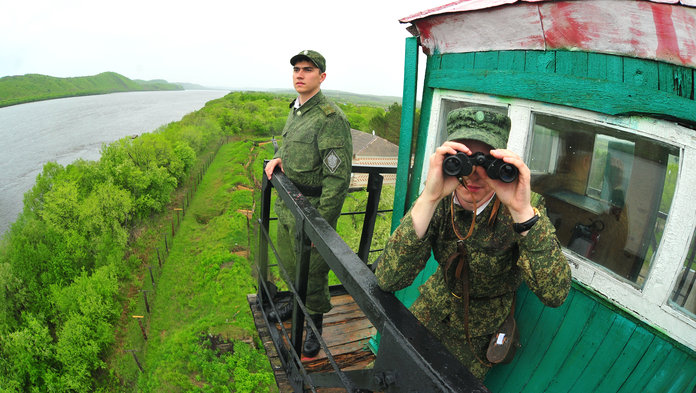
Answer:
[
  {"left": 529, "top": 113, "right": 679, "bottom": 286},
  {"left": 671, "top": 229, "right": 696, "bottom": 317}
]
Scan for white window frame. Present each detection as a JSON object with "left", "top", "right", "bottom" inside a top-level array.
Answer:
[{"left": 425, "top": 89, "right": 696, "bottom": 351}]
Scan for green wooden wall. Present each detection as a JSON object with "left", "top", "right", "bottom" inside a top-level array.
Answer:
[
  {"left": 426, "top": 50, "right": 695, "bottom": 127},
  {"left": 397, "top": 49, "right": 696, "bottom": 392},
  {"left": 485, "top": 283, "right": 696, "bottom": 393}
]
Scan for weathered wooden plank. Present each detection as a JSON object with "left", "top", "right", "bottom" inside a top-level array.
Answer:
[
  {"left": 499, "top": 51, "right": 526, "bottom": 72},
  {"left": 664, "top": 354, "right": 696, "bottom": 393},
  {"left": 659, "top": 63, "right": 696, "bottom": 99},
  {"left": 642, "top": 348, "right": 689, "bottom": 392},
  {"left": 556, "top": 51, "right": 589, "bottom": 78},
  {"left": 516, "top": 291, "right": 596, "bottom": 393},
  {"left": 502, "top": 291, "right": 576, "bottom": 390},
  {"left": 425, "top": 69, "right": 696, "bottom": 124},
  {"left": 442, "top": 53, "right": 475, "bottom": 70},
  {"left": 543, "top": 304, "right": 617, "bottom": 392},
  {"left": 624, "top": 57, "right": 660, "bottom": 90},
  {"left": 567, "top": 316, "right": 637, "bottom": 393},
  {"left": 588, "top": 53, "right": 624, "bottom": 82},
  {"left": 593, "top": 325, "right": 655, "bottom": 393},
  {"left": 525, "top": 51, "right": 556, "bottom": 74},
  {"left": 487, "top": 284, "right": 544, "bottom": 388},
  {"left": 616, "top": 337, "right": 674, "bottom": 393},
  {"left": 474, "top": 51, "right": 500, "bottom": 70}
]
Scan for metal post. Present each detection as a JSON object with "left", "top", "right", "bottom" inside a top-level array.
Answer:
[
  {"left": 148, "top": 266, "right": 155, "bottom": 289},
  {"left": 291, "top": 219, "right": 311, "bottom": 357},
  {"left": 133, "top": 316, "right": 147, "bottom": 340},
  {"left": 142, "top": 290, "right": 151, "bottom": 313},
  {"left": 126, "top": 349, "right": 144, "bottom": 372},
  {"left": 358, "top": 172, "right": 383, "bottom": 263},
  {"left": 257, "top": 165, "right": 272, "bottom": 306}
]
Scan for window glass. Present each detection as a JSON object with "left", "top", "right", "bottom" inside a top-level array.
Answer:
[
  {"left": 529, "top": 113, "right": 679, "bottom": 286},
  {"left": 671, "top": 229, "right": 696, "bottom": 318}
]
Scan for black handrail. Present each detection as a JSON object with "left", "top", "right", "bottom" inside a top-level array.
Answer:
[{"left": 255, "top": 163, "right": 488, "bottom": 392}]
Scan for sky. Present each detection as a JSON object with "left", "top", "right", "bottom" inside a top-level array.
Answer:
[{"left": 1, "top": 0, "right": 449, "bottom": 97}]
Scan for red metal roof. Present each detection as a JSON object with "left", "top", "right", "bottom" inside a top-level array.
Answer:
[
  {"left": 400, "top": 0, "right": 696, "bottom": 69},
  {"left": 400, "top": 0, "right": 696, "bottom": 22}
]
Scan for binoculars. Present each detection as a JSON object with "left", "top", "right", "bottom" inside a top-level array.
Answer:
[{"left": 442, "top": 152, "right": 518, "bottom": 183}]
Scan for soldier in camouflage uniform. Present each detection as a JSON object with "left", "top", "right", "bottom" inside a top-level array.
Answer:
[
  {"left": 375, "top": 107, "right": 571, "bottom": 380},
  {"left": 264, "top": 50, "right": 352, "bottom": 358}
]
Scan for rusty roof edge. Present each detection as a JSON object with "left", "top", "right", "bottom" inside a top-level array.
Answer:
[{"left": 399, "top": 0, "right": 696, "bottom": 23}]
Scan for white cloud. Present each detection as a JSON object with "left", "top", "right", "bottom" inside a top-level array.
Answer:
[{"left": 0, "top": 0, "right": 445, "bottom": 96}]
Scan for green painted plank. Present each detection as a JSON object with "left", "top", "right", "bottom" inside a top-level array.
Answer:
[
  {"left": 442, "top": 53, "right": 475, "bottom": 70},
  {"left": 676, "top": 371, "right": 696, "bottom": 393},
  {"left": 588, "top": 53, "right": 624, "bottom": 82},
  {"left": 425, "top": 69, "right": 696, "bottom": 124},
  {"left": 661, "top": 64, "right": 695, "bottom": 100},
  {"left": 406, "top": 83, "right": 434, "bottom": 210},
  {"left": 643, "top": 349, "right": 689, "bottom": 393},
  {"left": 483, "top": 283, "right": 537, "bottom": 390},
  {"left": 567, "top": 316, "right": 637, "bottom": 393},
  {"left": 483, "top": 283, "right": 536, "bottom": 390},
  {"left": 616, "top": 338, "right": 675, "bottom": 393},
  {"left": 525, "top": 51, "right": 556, "bottom": 74},
  {"left": 543, "top": 305, "right": 617, "bottom": 392},
  {"left": 556, "top": 51, "right": 588, "bottom": 78},
  {"left": 498, "top": 51, "right": 526, "bottom": 72},
  {"left": 474, "top": 51, "right": 500, "bottom": 70},
  {"left": 393, "top": 36, "right": 419, "bottom": 231},
  {"left": 517, "top": 291, "right": 597, "bottom": 393},
  {"left": 489, "top": 286, "right": 548, "bottom": 389},
  {"left": 593, "top": 326, "right": 655, "bottom": 393},
  {"left": 664, "top": 355, "right": 696, "bottom": 393},
  {"left": 624, "top": 57, "right": 659, "bottom": 90},
  {"left": 507, "top": 291, "right": 576, "bottom": 391}
]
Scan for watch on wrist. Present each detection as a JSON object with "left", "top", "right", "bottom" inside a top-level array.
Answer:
[{"left": 513, "top": 207, "right": 540, "bottom": 233}]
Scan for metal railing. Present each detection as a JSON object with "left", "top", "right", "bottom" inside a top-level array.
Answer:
[{"left": 254, "top": 163, "right": 488, "bottom": 392}]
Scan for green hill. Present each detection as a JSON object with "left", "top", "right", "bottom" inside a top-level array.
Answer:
[{"left": 0, "top": 71, "right": 184, "bottom": 108}]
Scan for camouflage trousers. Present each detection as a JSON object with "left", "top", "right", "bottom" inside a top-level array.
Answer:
[
  {"left": 275, "top": 205, "right": 333, "bottom": 315},
  {"left": 410, "top": 295, "right": 493, "bottom": 381}
]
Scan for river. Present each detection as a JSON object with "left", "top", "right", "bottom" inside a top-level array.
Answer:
[{"left": 0, "top": 89, "right": 230, "bottom": 235}]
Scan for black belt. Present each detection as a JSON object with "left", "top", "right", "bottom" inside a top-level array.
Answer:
[{"left": 294, "top": 182, "right": 322, "bottom": 197}]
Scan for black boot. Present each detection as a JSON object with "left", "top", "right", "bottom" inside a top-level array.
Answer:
[
  {"left": 268, "top": 302, "right": 293, "bottom": 322},
  {"left": 303, "top": 313, "right": 323, "bottom": 358}
]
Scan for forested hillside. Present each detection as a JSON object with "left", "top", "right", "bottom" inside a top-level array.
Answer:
[
  {"left": 0, "top": 72, "right": 183, "bottom": 108},
  {"left": 0, "top": 91, "right": 403, "bottom": 392}
]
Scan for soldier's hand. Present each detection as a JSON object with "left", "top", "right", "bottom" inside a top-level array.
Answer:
[{"left": 265, "top": 158, "right": 284, "bottom": 180}]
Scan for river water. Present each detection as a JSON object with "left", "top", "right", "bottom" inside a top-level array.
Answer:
[{"left": 0, "top": 90, "right": 230, "bottom": 235}]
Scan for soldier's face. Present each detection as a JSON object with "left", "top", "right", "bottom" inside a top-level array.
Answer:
[
  {"left": 292, "top": 60, "right": 325, "bottom": 97},
  {"left": 454, "top": 139, "right": 495, "bottom": 209}
]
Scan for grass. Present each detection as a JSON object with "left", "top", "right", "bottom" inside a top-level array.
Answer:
[{"left": 106, "top": 134, "right": 395, "bottom": 392}]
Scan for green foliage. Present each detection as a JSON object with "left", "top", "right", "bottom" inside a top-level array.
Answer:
[
  {"left": 0, "top": 90, "right": 397, "bottom": 392},
  {"left": 0, "top": 72, "right": 183, "bottom": 108},
  {"left": 368, "top": 102, "right": 405, "bottom": 144}
]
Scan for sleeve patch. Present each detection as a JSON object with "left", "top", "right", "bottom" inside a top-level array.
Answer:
[{"left": 324, "top": 149, "right": 342, "bottom": 173}]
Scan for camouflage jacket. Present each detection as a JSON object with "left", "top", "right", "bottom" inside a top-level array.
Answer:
[
  {"left": 376, "top": 193, "right": 571, "bottom": 338},
  {"left": 274, "top": 91, "right": 352, "bottom": 226}
]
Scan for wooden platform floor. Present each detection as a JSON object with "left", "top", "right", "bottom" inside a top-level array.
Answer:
[{"left": 248, "top": 292, "right": 377, "bottom": 392}]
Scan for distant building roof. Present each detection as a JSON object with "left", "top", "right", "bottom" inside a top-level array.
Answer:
[{"left": 351, "top": 129, "right": 399, "bottom": 159}]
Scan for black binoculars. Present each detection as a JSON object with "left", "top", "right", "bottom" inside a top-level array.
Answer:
[{"left": 442, "top": 152, "right": 518, "bottom": 183}]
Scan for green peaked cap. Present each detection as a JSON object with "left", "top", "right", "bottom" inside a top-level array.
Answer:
[
  {"left": 290, "top": 50, "right": 326, "bottom": 73},
  {"left": 446, "top": 107, "right": 511, "bottom": 149}
]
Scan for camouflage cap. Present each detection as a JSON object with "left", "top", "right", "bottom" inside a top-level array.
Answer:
[
  {"left": 290, "top": 50, "right": 326, "bottom": 73},
  {"left": 446, "top": 107, "right": 511, "bottom": 149}
]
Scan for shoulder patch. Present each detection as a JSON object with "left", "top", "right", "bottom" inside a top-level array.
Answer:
[
  {"left": 320, "top": 103, "right": 336, "bottom": 116},
  {"left": 324, "top": 149, "right": 342, "bottom": 173}
]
